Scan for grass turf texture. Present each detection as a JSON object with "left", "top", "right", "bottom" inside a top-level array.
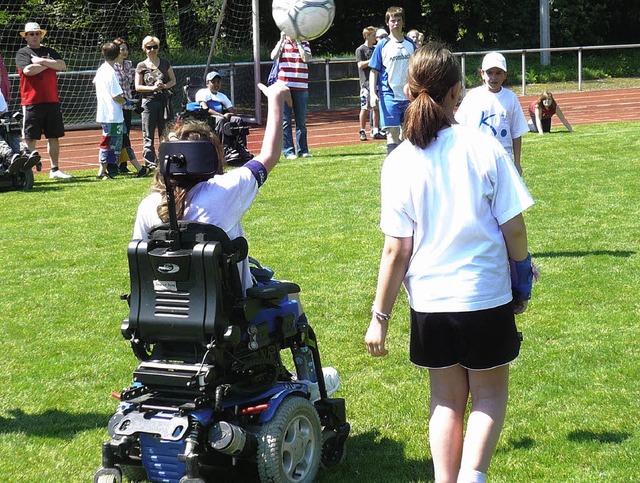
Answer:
[{"left": 1, "top": 122, "right": 639, "bottom": 481}]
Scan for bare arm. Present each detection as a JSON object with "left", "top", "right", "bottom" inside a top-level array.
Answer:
[
  {"left": 357, "top": 59, "right": 370, "bottom": 70},
  {"left": 23, "top": 56, "right": 66, "bottom": 75},
  {"left": 270, "top": 32, "right": 286, "bottom": 60},
  {"left": 369, "top": 69, "right": 379, "bottom": 108},
  {"left": 253, "top": 82, "right": 291, "bottom": 173},
  {"left": 512, "top": 136, "right": 523, "bottom": 176},
  {"left": 534, "top": 106, "right": 544, "bottom": 135},
  {"left": 365, "top": 235, "right": 413, "bottom": 357},
  {"left": 296, "top": 41, "right": 311, "bottom": 63},
  {"left": 555, "top": 105, "right": 573, "bottom": 132},
  {"left": 500, "top": 213, "right": 530, "bottom": 314}
]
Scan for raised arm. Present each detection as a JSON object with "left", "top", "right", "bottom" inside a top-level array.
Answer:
[{"left": 253, "top": 82, "right": 291, "bottom": 173}]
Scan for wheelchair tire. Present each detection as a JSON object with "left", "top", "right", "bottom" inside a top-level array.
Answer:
[
  {"left": 120, "top": 464, "right": 148, "bottom": 482},
  {"left": 12, "top": 169, "right": 34, "bottom": 191},
  {"left": 257, "top": 396, "right": 322, "bottom": 483}
]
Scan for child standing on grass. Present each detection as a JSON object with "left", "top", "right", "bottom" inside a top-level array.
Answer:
[
  {"left": 455, "top": 52, "right": 529, "bottom": 175},
  {"left": 366, "top": 43, "right": 535, "bottom": 483}
]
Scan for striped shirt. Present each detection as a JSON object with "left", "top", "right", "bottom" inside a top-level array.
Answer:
[{"left": 277, "top": 39, "right": 311, "bottom": 91}]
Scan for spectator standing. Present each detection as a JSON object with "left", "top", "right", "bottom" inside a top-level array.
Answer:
[
  {"left": 135, "top": 36, "right": 176, "bottom": 169},
  {"left": 356, "top": 26, "right": 385, "bottom": 141},
  {"left": 369, "top": 6, "right": 416, "bottom": 154},
  {"left": 455, "top": 52, "right": 529, "bottom": 175},
  {"left": 375, "top": 28, "right": 388, "bottom": 42},
  {"left": 16, "top": 22, "right": 72, "bottom": 179},
  {"left": 366, "top": 43, "right": 535, "bottom": 483},
  {"left": 528, "top": 91, "right": 573, "bottom": 134},
  {"left": 93, "top": 42, "right": 147, "bottom": 180},
  {"left": 270, "top": 32, "right": 312, "bottom": 159},
  {"left": 113, "top": 38, "right": 143, "bottom": 174}
]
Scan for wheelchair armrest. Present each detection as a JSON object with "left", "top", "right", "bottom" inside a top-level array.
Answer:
[{"left": 246, "top": 281, "right": 300, "bottom": 301}]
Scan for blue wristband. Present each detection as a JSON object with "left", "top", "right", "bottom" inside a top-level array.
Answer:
[
  {"left": 124, "top": 99, "right": 133, "bottom": 107},
  {"left": 509, "top": 253, "right": 533, "bottom": 302}
]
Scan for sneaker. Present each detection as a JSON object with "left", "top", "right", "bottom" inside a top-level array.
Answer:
[
  {"left": 119, "top": 163, "right": 132, "bottom": 174},
  {"left": 23, "top": 151, "right": 42, "bottom": 171},
  {"left": 300, "top": 153, "right": 313, "bottom": 158},
  {"left": 8, "top": 153, "right": 28, "bottom": 175},
  {"left": 285, "top": 154, "right": 298, "bottom": 160},
  {"left": 49, "top": 169, "right": 73, "bottom": 179},
  {"left": 359, "top": 130, "right": 368, "bottom": 141},
  {"left": 373, "top": 131, "right": 386, "bottom": 140},
  {"left": 144, "top": 161, "right": 157, "bottom": 170},
  {"left": 106, "top": 163, "right": 119, "bottom": 178},
  {"left": 136, "top": 166, "right": 148, "bottom": 178},
  {"left": 305, "top": 367, "right": 341, "bottom": 402}
]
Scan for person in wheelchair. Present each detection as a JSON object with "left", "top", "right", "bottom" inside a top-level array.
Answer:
[
  {"left": 192, "top": 70, "right": 254, "bottom": 166},
  {"left": 0, "top": 110, "right": 40, "bottom": 176},
  {"left": 133, "top": 81, "right": 288, "bottom": 293}
]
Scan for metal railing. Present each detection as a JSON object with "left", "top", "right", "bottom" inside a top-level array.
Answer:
[{"left": 6, "top": 43, "right": 639, "bottom": 128}]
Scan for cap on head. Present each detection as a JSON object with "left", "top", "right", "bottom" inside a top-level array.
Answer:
[
  {"left": 482, "top": 52, "right": 507, "bottom": 72},
  {"left": 159, "top": 140, "right": 219, "bottom": 179},
  {"left": 376, "top": 29, "right": 388, "bottom": 38},
  {"left": 206, "top": 71, "right": 222, "bottom": 82},
  {"left": 20, "top": 22, "right": 47, "bottom": 39}
]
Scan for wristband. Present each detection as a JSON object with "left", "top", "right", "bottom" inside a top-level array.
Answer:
[
  {"left": 371, "top": 305, "right": 391, "bottom": 322},
  {"left": 124, "top": 99, "right": 133, "bottom": 107},
  {"left": 509, "top": 253, "right": 533, "bottom": 302}
]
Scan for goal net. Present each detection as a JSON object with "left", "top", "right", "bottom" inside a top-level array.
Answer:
[{"left": 0, "top": 0, "right": 260, "bottom": 128}]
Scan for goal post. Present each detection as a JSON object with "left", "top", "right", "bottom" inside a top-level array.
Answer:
[{"left": 0, "top": 0, "right": 262, "bottom": 128}]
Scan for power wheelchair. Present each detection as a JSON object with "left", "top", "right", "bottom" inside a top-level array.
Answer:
[
  {"left": 94, "top": 140, "right": 349, "bottom": 483},
  {"left": 0, "top": 111, "right": 38, "bottom": 191},
  {"left": 177, "top": 76, "right": 254, "bottom": 167}
]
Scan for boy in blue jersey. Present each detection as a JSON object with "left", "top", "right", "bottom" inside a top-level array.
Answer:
[{"left": 369, "top": 6, "right": 415, "bottom": 154}]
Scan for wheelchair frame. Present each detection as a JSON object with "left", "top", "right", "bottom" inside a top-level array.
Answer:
[{"left": 94, "top": 144, "right": 349, "bottom": 483}]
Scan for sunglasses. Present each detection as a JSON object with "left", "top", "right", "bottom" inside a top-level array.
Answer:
[
  {"left": 26, "top": 32, "right": 42, "bottom": 37},
  {"left": 145, "top": 45, "right": 158, "bottom": 51}
]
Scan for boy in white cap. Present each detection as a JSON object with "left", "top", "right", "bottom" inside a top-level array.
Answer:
[
  {"left": 455, "top": 52, "right": 529, "bottom": 175},
  {"left": 16, "top": 22, "right": 72, "bottom": 179},
  {"left": 195, "top": 71, "right": 237, "bottom": 122}
]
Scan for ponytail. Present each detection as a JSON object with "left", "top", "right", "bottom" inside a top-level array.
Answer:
[
  {"left": 404, "top": 91, "right": 451, "bottom": 149},
  {"left": 402, "top": 42, "right": 461, "bottom": 149}
]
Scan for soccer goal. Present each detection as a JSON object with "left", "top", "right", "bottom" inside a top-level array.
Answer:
[{"left": 1, "top": 0, "right": 262, "bottom": 128}]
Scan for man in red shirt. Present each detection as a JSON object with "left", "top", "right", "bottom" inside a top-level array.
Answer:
[{"left": 16, "top": 22, "right": 71, "bottom": 179}]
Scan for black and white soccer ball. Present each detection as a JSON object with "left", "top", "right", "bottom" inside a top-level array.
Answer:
[{"left": 272, "top": 0, "right": 335, "bottom": 41}]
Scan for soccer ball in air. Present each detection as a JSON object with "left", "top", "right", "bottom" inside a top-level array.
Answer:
[{"left": 272, "top": 0, "right": 335, "bottom": 41}]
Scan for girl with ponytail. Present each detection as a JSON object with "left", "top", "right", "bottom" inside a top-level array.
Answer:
[{"left": 366, "top": 43, "right": 537, "bottom": 483}]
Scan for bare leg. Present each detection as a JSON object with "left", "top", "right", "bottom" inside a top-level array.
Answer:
[
  {"left": 429, "top": 365, "right": 469, "bottom": 483},
  {"left": 48, "top": 138, "right": 60, "bottom": 169},
  {"left": 460, "top": 365, "right": 510, "bottom": 474},
  {"left": 359, "top": 109, "right": 368, "bottom": 131}
]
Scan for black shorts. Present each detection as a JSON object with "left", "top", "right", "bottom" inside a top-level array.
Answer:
[
  {"left": 409, "top": 303, "right": 521, "bottom": 370},
  {"left": 23, "top": 103, "right": 65, "bottom": 140}
]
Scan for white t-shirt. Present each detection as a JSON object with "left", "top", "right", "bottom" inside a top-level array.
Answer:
[
  {"left": 455, "top": 86, "right": 529, "bottom": 157},
  {"left": 380, "top": 125, "right": 534, "bottom": 313},
  {"left": 194, "top": 88, "right": 233, "bottom": 114},
  {"left": 133, "top": 167, "right": 260, "bottom": 291},
  {"left": 368, "top": 37, "right": 415, "bottom": 100},
  {"left": 93, "top": 62, "right": 124, "bottom": 124}
]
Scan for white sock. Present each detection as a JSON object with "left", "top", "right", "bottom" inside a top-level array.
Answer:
[{"left": 457, "top": 469, "right": 487, "bottom": 483}]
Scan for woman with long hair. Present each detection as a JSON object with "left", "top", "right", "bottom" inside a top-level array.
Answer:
[{"left": 366, "top": 43, "right": 536, "bottom": 483}]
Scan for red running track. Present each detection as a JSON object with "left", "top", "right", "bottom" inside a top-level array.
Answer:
[{"left": 33, "top": 88, "right": 640, "bottom": 172}]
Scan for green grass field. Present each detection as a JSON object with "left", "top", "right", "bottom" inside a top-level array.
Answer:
[{"left": 1, "top": 121, "right": 639, "bottom": 482}]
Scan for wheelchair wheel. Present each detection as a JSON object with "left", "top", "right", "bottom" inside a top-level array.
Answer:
[
  {"left": 257, "top": 396, "right": 322, "bottom": 483},
  {"left": 12, "top": 169, "right": 34, "bottom": 191}
]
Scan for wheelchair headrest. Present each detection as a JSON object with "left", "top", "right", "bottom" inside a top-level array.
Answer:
[{"left": 159, "top": 140, "right": 219, "bottom": 178}]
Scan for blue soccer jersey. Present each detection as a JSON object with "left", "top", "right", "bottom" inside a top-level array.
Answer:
[{"left": 369, "top": 37, "right": 415, "bottom": 100}]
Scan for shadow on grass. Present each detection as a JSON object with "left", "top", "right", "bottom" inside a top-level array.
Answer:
[
  {"left": 319, "top": 429, "right": 433, "bottom": 482},
  {"left": 534, "top": 250, "right": 635, "bottom": 258},
  {"left": 0, "top": 408, "right": 111, "bottom": 439},
  {"left": 568, "top": 429, "right": 631, "bottom": 444}
]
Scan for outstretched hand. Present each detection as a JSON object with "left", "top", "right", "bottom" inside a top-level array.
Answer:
[{"left": 257, "top": 81, "right": 292, "bottom": 108}]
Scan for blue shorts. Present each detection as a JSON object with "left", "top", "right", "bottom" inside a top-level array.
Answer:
[
  {"left": 409, "top": 303, "right": 521, "bottom": 370},
  {"left": 379, "top": 94, "right": 409, "bottom": 129}
]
